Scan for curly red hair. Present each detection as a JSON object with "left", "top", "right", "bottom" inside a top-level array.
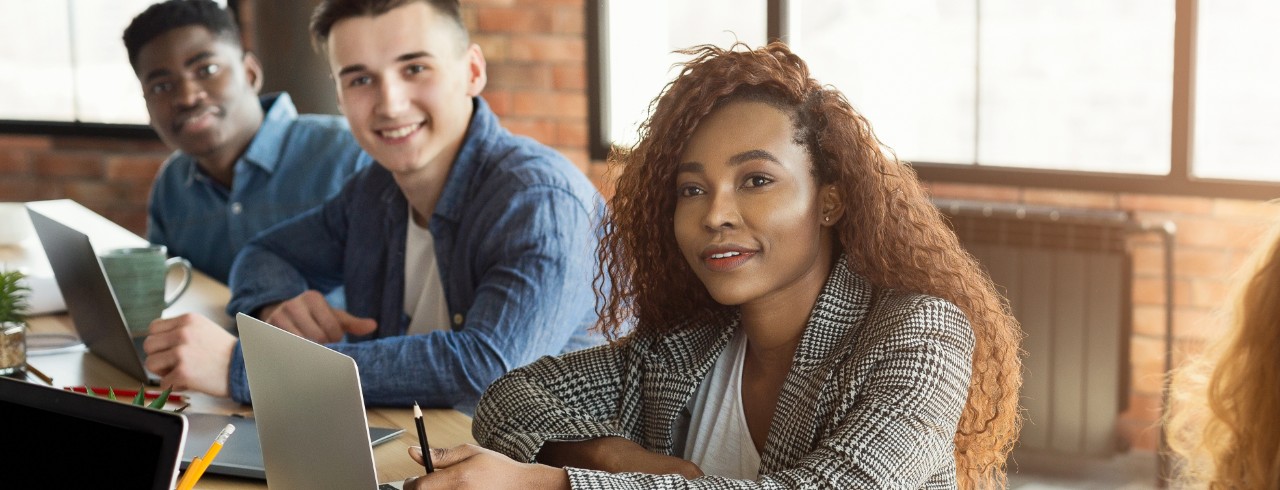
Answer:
[{"left": 595, "top": 42, "right": 1022, "bottom": 488}]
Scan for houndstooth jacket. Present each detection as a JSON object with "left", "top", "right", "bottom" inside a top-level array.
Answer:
[{"left": 473, "top": 257, "right": 975, "bottom": 489}]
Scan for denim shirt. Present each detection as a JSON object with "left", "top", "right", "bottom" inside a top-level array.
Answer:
[
  {"left": 146, "top": 92, "right": 371, "bottom": 284},
  {"left": 227, "top": 97, "right": 606, "bottom": 411}
]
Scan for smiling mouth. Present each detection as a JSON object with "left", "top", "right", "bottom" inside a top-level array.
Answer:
[
  {"left": 378, "top": 122, "right": 423, "bottom": 140},
  {"left": 702, "top": 250, "right": 756, "bottom": 272}
]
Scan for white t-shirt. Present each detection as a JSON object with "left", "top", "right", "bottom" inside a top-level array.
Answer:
[
  {"left": 682, "top": 329, "right": 762, "bottom": 480},
  {"left": 403, "top": 206, "right": 451, "bottom": 335}
]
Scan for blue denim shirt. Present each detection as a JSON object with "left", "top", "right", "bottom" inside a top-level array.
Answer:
[
  {"left": 147, "top": 92, "right": 371, "bottom": 283},
  {"left": 227, "top": 97, "right": 606, "bottom": 411}
]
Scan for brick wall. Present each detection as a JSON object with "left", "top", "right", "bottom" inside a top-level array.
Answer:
[{"left": 0, "top": 0, "right": 1274, "bottom": 454}]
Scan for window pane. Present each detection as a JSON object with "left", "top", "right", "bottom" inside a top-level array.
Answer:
[
  {"left": 605, "top": 0, "right": 767, "bottom": 149},
  {"left": 0, "top": 1, "right": 75, "bottom": 121},
  {"left": 71, "top": 1, "right": 157, "bottom": 125},
  {"left": 1192, "top": 0, "right": 1280, "bottom": 182},
  {"left": 978, "top": 0, "right": 1174, "bottom": 174},
  {"left": 789, "top": 0, "right": 977, "bottom": 165}
]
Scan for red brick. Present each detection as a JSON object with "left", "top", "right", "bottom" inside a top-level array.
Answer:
[
  {"left": 63, "top": 181, "right": 130, "bottom": 206},
  {"left": 1172, "top": 248, "right": 1231, "bottom": 280},
  {"left": 1175, "top": 218, "right": 1268, "bottom": 249},
  {"left": 552, "top": 64, "right": 585, "bottom": 91},
  {"left": 516, "top": 0, "right": 582, "bottom": 6},
  {"left": 33, "top": 152, "right": 104, "bottom": 178},
  {"left": 549, "top": 6, "right": 584, "bottom": 35},
  {"left": 105, "top": 207, "right": 148, "bottom": 236},
  {"left": 474, "top": 34, "right": 510, "bottom": 62},
  {"left": 477, "top": 7, "right": 552, "bottom": 33},
  {"left": 1131, "top": 243, "right": 1165, "bottom": 278},
  {"left": 1115, "top": 417, "right": 1160, "bottom": 451},
  {"left": 1130, "top": 335, "right": 1166, "bottom": 397},
  {"left": 53, "top": 135, "right": 165, "bottom": 153},
  {"left": 1132, "top": 304, "right": 1167, "bottom": 337},
  {"left": 589, "top": 162, "right": 616, "bottom": 201},
  {"left": 511, "top": 91, "right": 586, "bottom": 118},
  {"left": 508, "top": 36, "right": 584, "bottom": 63},
  {"left": 1022, "top": 187, "right": 1118, "bottom": 210},
  {"left": 487, "top": 64, "right": 554, "bottom": 90},
  {"left": 1212, "top": 198, "right": 1280, "bottom": 219},
  {"left": 503, "top": 119, "right": 556, "bottom": 143},
  {"left": 556, "top": 120, "right": 587, "bottom": 147},
  {"left": 920, "top": 181, "right": 1020, "bottom": 202},
  {"left": 555, "top": 146, "right": 589, "bottom": 173},
  {"left": 0, "top": 150, "right": 32, "bottom": 175},
  {"left": 1172, "top": 308, "right": 1216, "bottom": 342},
  {"left": 0, "top": 178, "right": 41, "bottom": 201},
  {"left": 105, "top": 155, "right": 165, "bottom": 183},
  {"left": 1175, "top": 278, "right": 1230, "bottom": 309},
  {"left": 1118, "top": 193, "right": 1213, "bottom": 215},
  {"left": 459, "top": 7, "right": 479, "bottom": 32},
  {"left": 0, "top": 135, "right": 52, "bottom": 150},
  {"left": 1132, "top": 277, "right": 1167, "bottom": 306},
  {"left": 484, "top": 89, "right": 513, "bottom": 116}
]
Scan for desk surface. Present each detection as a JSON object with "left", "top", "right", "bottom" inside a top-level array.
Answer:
[{"left": 5, "top": 201, "right": 475, "bottom": 489}]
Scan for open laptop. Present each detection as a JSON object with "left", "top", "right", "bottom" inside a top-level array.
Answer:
[
  {"left": 0, "top": 376, "right": 187, "bottom": 489},
  {"left": 237, "top": 313, "right": 408, "bottom": 490},
  {"left": 27, "top": 203, "right": 160, "bottom": 384}
]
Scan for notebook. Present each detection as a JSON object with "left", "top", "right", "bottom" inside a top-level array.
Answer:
[
  {"left": 26, "top": 201, "right": 160, "bottom": 384},
  {"left": 237, "top": 313, "right": 408, "bottom": 489},
  {"left": 0, "top": 376, "right": 187, "bottom": 489},
  {"left": 180, "top": 412, "right": 403, "bottom": 479}
]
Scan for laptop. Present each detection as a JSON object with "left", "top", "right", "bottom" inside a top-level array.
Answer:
[
  {"left": 237, "top": 313, "right": 407, "bottom": 490},
  {"left": 0, "top": 376, "right": 187, "bottom": 489},
  {"left": 27, "top": 203, "right": 160, "bottom": 384}
]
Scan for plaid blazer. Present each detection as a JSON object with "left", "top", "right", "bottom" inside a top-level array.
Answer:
[{"left": 473, "top": 257, "right": 974, "bottom": 489}]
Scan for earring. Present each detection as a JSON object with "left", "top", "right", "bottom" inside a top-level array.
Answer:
[{"left": 824, "top": 216, "right": 830, "bottom": 223}]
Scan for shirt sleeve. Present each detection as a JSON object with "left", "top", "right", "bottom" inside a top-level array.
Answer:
[
  {"left": 483, "top": 297, "right": 974, "bottom": 490},
  {"left": 309, "top": 184, "right": 600, "bottom": 409}
]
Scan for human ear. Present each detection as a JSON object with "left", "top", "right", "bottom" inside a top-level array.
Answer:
[
  {"left": 820, "top": 185, "right": 844, "bottom": 226},
  {"left": 465, "top": 43, "right": 487, "bottom": 96},
  {"left": 242, "top": 51, "right": 264, "bottom": 93}
]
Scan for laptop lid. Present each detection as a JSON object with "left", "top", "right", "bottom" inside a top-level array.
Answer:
[
  {"left": 181, "top": 413, "right": 404, "bottom": 479},
  {"left": 26, "top": 203, "right": 158, "bottom": 384},
  {"left": 237, "top": 313, "right": 392, "bottom": 490},
  {"left": 0, "top": 376, "right": 187, "bottom": 489}
]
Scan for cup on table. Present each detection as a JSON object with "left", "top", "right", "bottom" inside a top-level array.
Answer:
[{"left": 99, "top": 245, "right": 192, "bottom": 336}]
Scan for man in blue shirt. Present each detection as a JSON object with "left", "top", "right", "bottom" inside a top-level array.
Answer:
[
  {"left": 123, "top": 0, "right": 369, "bottom": 284},
  {"left": 142, "top": 0, "right": 605, "bottom": 412}
]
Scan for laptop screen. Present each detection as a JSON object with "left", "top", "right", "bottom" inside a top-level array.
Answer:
[{"left": 0, "top": 378, "right": 186, "bottom": 489}]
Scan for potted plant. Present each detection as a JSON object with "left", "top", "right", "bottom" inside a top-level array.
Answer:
[{"left": 0, "top": 269, "right": 29, "bottom": 376}]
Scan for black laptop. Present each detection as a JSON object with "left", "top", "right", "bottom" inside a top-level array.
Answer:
[{"left": 0, "top": 376, "right": 187, "bottom": 489}]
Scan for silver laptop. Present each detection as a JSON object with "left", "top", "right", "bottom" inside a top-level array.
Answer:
[
  {"left": 237, "top": 313, "right": 406, "bottom": 490},
  {"left": 27, "top": 204, "right": 160, "bottom": 384},
  {"left": 0, "top": 376, "right": 187, "bottom": 489}
]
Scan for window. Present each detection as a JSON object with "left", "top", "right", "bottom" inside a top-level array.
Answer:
[
  {"left": 588, "top": 0, "right": 1280, "bottom": 197},
  {"left": 0, "top": 0, "right": 228, "bottom": 132}
]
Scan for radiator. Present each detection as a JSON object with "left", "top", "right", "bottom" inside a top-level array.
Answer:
[{"left": 937, "top": 199, "right": 1134, "bottom": 457}]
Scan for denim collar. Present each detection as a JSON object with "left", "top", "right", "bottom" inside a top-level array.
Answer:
[{"left": 181, "top": 92, "right": 295, "bottom": 187}]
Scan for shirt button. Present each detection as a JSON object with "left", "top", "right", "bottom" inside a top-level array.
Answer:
[
  {"left": 231, "top": 202, "right": 243, "bottom": 215},
  {"left": 453, "top": 313, "right": 464, "bottom": 326}
]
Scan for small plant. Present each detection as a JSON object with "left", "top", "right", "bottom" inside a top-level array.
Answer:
[
  {"left": 0, "top": 269, "right": 29, "bottom": 324},
  {"left": 84, "top": 385, "right": 185, "bottom": 411}
]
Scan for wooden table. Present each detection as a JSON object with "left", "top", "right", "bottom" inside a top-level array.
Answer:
[{"left": 6, "top": 200, "right": 475, "bottom": 488}]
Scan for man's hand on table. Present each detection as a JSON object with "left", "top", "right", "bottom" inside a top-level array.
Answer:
[
  {"left": 143, "top": 313, "right": 236, "bottom": 397},
  {"left": 259, "top": 290, "right": 377, "bottom": 343}
]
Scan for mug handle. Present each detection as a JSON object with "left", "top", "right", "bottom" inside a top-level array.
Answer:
[{"left": 163, "top": 257, "right": 193, "bottom": 308}]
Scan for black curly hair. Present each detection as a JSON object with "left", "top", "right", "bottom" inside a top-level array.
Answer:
[{"left": 123, "top": 0, "right": 241, "bottom": 72}]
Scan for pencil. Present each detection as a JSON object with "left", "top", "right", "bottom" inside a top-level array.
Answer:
[
  {"left": 24, "top": 362, "right": 53, "bottom": 385},
  {"left": 177, "top": 423, "right": 235, "bottom": 490},
  {"left": 413, "top": 401, "right": 434, "bottom": 473}
]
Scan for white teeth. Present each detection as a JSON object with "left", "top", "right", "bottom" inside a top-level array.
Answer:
[
  {"left": 710, "top": 251, "right": 741, "bottom": 259},
  {"left": 379, "top": 124, "right": 418, "bottom": 139}
]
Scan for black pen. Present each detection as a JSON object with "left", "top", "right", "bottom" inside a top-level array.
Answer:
[{"left": 413, "top": 401, "right": 434, "bottom": 473}]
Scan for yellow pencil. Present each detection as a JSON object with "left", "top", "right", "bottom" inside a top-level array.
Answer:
[{"left": 178, "top": 423, "right": 235, "bottom": 490}]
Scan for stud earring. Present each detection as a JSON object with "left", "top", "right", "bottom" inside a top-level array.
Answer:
[{"left": 824, "top": 216, "right": 830, "bottom": 223}]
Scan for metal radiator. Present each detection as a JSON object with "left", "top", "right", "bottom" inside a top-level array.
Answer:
[{"left": 937, "top": 199, "right": 1135, "bottom": 457}]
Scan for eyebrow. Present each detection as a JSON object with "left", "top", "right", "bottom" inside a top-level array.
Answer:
[
  {"left": 142, "top": 51, "right": 216, "bottom": 83},
  {"left": 676, "top": 149, "right": 780, "bottom": 174},
  {"left": 336, "top": 51, "right": 433, "bottom": 78}
]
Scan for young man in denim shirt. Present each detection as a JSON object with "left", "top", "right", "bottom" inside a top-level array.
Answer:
[
  {"left": 142, "top": 0, "right": 605, "bottom": 412},
  {"left": 124, "top": 0, "right": 370, "bottom": 284}
]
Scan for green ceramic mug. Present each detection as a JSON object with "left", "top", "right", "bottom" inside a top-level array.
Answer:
[{"left": 99, "top": 245, "right": 192, "bottom": 336}]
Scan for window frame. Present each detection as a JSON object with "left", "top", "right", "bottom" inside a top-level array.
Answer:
[{"left": 587, "top": 0, "right": 1280, "bottom": 200}]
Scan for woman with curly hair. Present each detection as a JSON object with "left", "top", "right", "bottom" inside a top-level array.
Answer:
[
  {"left": 403, "top": 42, "right": 1022, "bottom": 489},
  {"left": 1168, "top": 223, "right": 1280, "bottom": 489}
]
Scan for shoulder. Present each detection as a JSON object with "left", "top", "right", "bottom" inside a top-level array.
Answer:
[
  {"left": 474, "top": 132, "right": 600, "bottom": 208},
  {"left": 280, "top": 114, "right": 361, "bottom": 151},
  {"left": 861, "top": 288, "right": 974, "bottom": 349}
]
